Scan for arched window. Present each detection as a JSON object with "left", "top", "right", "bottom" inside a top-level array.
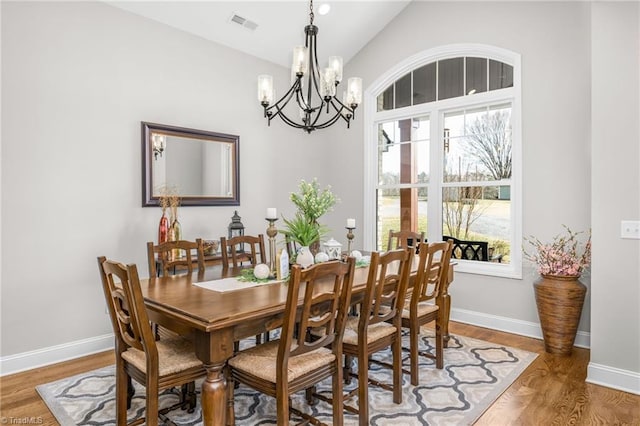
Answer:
[{"left": 363, "top": 45, "right": 522, "bottom": 278}]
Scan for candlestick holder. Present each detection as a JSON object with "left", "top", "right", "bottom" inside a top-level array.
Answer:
[
  {"left": 266, "top": 218, "right": 278, "bottom": 278},
  {"left": 346, "top": 226, "right": 355, "bottom": 255}
]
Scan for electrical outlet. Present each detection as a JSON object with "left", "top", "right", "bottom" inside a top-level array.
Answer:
[{"left": 621, "top": 220, "right": 640, "bottom": 239}]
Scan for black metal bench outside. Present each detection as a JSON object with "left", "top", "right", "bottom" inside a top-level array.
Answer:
[{"left": 443, "top": 235, "right": 490, "bottom": 261}]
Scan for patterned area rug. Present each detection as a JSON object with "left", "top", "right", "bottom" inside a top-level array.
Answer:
[{"left": 37, "top": 331, "right": 536, "bottom": 425}]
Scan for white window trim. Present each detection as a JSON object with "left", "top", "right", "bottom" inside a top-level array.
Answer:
[{"left": 363, "top": 44, "right": 522, "bottom": 279}]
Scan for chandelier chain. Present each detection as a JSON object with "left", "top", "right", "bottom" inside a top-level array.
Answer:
[{"left": 309, "top": 0, "right": 314, "bottom": 25}]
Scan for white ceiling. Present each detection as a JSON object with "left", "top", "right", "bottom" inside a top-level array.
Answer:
[{"left": 106, "top": 1, "right": 411, "bottom": 68}]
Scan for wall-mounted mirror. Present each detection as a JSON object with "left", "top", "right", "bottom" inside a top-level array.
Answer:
[{"left": 142, "top": 122, "right": 240, "bottom": 206}]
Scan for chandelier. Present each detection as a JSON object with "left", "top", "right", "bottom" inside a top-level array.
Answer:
[{"left": 257, "top": 0, "right": 362, "bottom": 133}]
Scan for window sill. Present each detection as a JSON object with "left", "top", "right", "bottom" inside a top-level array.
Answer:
[{"left": 452, "top": 259, "right": 522, "bottom": 279}]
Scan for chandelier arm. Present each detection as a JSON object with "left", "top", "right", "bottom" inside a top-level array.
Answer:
[
  {"left": 330, "top": 98, "right": 357, "bottom": 122},
  {"left": 267, "top": 78, "right": 301, "bottom": 114},
  {"left": 312, "top": 111, "right": 347, "bottom": 129},
  {"left": 307, "top": 102, "right": 350, "bottom": 129},
  {"left": 299, "top": 25, "right": 326, "bottom": 115},
  {"left": 279, "top": 114, "right": 308, "bottom": 129},
  {"left": 328, "top": 96, "right": 355, "bottom": 115},
  {"left": 295, "top": 88, "right": 312, "bottom": 111}
]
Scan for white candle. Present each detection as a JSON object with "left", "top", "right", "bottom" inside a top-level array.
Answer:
[
  {"left": 266, "top": 208, "right": 277, "bottom": 219},
  {"left": 347, "top": 218, "right": 356, "bottom": 228}
]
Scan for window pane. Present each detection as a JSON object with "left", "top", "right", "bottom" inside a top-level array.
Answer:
[
  {"left": 413, "top": 116, "right": 430, "bottom": 180},
  {"left": 378, "top": 119, "right": 416, "bottom": 146},
  {"left": 377, "top": 188, "right": 401, "bottom": 250},
  {"left": 377, "top": 189, "right": 428, "bottom": 251},
  {"left": 377, "top": 85, "right": 394, "bottom": 111},
  {"left": 395, "top": 73, "right": 412, "bottom": 108},
  {"left": 444, "top": 105, "right": 512, "bottom": 182},
  {"left": 442, "top": 186, "right": 511, "bottom": 263},
  {"left": 466, "top": 57, "right": 487, "bottom": 95},
  {"left": 438, "top": 58, "right": 464, "bottom": 100},
  {"left": 413, "top": 62, "right": 436, "bottom": 105},
  {"left": 489, "top": 60, "right": 514, "bottom": 90},
  {"left": 378, "top": 117, "right": 429, "bottom": 184}
]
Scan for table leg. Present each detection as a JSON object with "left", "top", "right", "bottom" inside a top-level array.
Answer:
[
  {"left": 201, "top": 362, "right": 227, "bottom": 426},
  {"left": 195, "top": 330, "right": 234, "bottom": 426}
]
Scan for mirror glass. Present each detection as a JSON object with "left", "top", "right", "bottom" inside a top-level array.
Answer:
[{"left": 142, "top": 122, "right": 240, "bottom": 206}]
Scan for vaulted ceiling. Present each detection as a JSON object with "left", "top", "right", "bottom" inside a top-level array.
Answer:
[{"left": 106, "top": 1, "right": 411, "bottom": 68}]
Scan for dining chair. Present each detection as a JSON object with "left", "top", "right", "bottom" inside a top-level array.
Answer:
[
  {"left": 285, "top": 235, "right": 300, "bottom": 260},
  {"left": 387, "top": 229, "right": 425, "bottom": 251},
  {"left": 220, "top": 234, "right": 266, "bottom": 268},
  {"left": 147, "top": 239, "right": 205, "bottom": 340},
  {"left": 401, "top": 240, "right": 454, "bottom": 385},
  {"left": 337, "top": 248, "right": 412, "bottom": 426},
  {"left": 146, "top": 239, "right": 205, "bottom": 278},
  {"left": 226, "top": 258, "right": 356, "bottom": 426},
  {"left": 97, "top": 256, "right": 205, "bottom": 426}
]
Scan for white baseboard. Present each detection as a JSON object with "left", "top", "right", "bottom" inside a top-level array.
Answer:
[
  {"left": 0, "top": 334, "right": 114, "bottom": 377},
  {"left": 587, "top": 362, "right": 640, "bottom": 395},
  {"left": 450, "top": 307, "right": 591, "bottom": 349}
]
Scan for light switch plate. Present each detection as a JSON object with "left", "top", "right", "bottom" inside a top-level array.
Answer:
[{"left": 621, "top": 220, "right": 640, "bottom": 239}]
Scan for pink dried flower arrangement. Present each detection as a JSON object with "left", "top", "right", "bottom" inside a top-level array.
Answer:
[{"left": 524, "top": 226, "right": 591, "bottom": 277}]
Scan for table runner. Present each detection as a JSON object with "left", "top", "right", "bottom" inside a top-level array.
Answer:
[{"left": 194, "top": 277, "right": 282, "bottom": 293}]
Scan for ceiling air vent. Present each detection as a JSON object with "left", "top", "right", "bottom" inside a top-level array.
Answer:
[{"left": 229, "top": 13, "right": 259, "bottom": 31}]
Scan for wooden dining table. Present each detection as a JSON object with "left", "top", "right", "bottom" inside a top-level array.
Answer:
[{"left": 140, "top": 257, "right": 454, "bottom": 426}]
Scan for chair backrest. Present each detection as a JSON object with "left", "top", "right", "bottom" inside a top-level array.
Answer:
[
  {"left": 285, "top": 235, "right": 299, "bottom": 260},
  {"left": 359, "top": 248, "right": 412, "bottom": 330},
  {"left": 409, "top": 240, "right": 454, "bottom": 308},
  {"left": 147, "top": 239, "right": 205, "bottom": 277},
  {"left": 387, "top": 230, "right": 425, "bottom": 251},
  {"left": 277, "top": 258, "right": 355, "bottom": 377},
  {"left": 220, "top": 234, "right": 266, "bottom": 268},
  {"left": 443, "top": 235, "right": 489, "bottom": 261},
  {"left": 97, "top": 256, "right": 156, "bottom": 358}
]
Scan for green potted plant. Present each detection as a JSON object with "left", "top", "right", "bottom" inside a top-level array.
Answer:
[{"left": 280, "top": 213, "right": 327, "bottom": 267}]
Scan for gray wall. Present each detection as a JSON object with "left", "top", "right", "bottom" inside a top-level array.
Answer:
[
  {"left": 0, "top": 1, "right": 303, "bottom": 357},
  {"left": 322, "top": 1, "right": 592, "bottom": 332},
  {"left": 590, "top": 1, "right": 640, "bottom": 380}
]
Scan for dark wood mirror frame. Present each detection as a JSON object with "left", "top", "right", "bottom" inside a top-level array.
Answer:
[{"left": 142, "top": 122, "right": 240, "bottom": 207}]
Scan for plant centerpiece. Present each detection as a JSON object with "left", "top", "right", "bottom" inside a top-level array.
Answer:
[
  {"left": 281, "top": 178, "right": 338, "bottom": 267},
  {"left": 524, "top": 226, "right": 591, "bottom": 355}
]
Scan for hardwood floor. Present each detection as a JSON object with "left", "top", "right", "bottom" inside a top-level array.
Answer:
[{"left": 1, "top": 322, "right": 638, "bottom": 425}]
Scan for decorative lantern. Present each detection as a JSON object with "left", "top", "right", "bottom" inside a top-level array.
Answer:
[
  {"left": 228, "top": 210, "right": 245, "bottom": 252},
  {"left": 323, "top": 238, "right": 342, "bottom": 260}
]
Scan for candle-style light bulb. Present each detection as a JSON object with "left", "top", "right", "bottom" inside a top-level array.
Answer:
[
  {"left": 257, "top": 75, "right": 274, "bottom": 104},
  {"left": 328, "top": 56, "right": 343, "bottom": 83},
  {"left": 292, "top": 46, "right": 309, "bottom": 76},
  {"left": 347, "top": 77, "right": 363, "bottom": 105}
]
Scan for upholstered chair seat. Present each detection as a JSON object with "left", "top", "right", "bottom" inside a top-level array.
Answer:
[
  {"left": 400, "top": 302, "right": 438, "bottom": 319},
  {"left": 121, "top": 336, "right": 203, "bottom": 376},
  {"left": 228, "top": 340, "right": 335, "bottom": 383},
  {"left": 342, "top": 316, "right": 396, "bottom": 346}
]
